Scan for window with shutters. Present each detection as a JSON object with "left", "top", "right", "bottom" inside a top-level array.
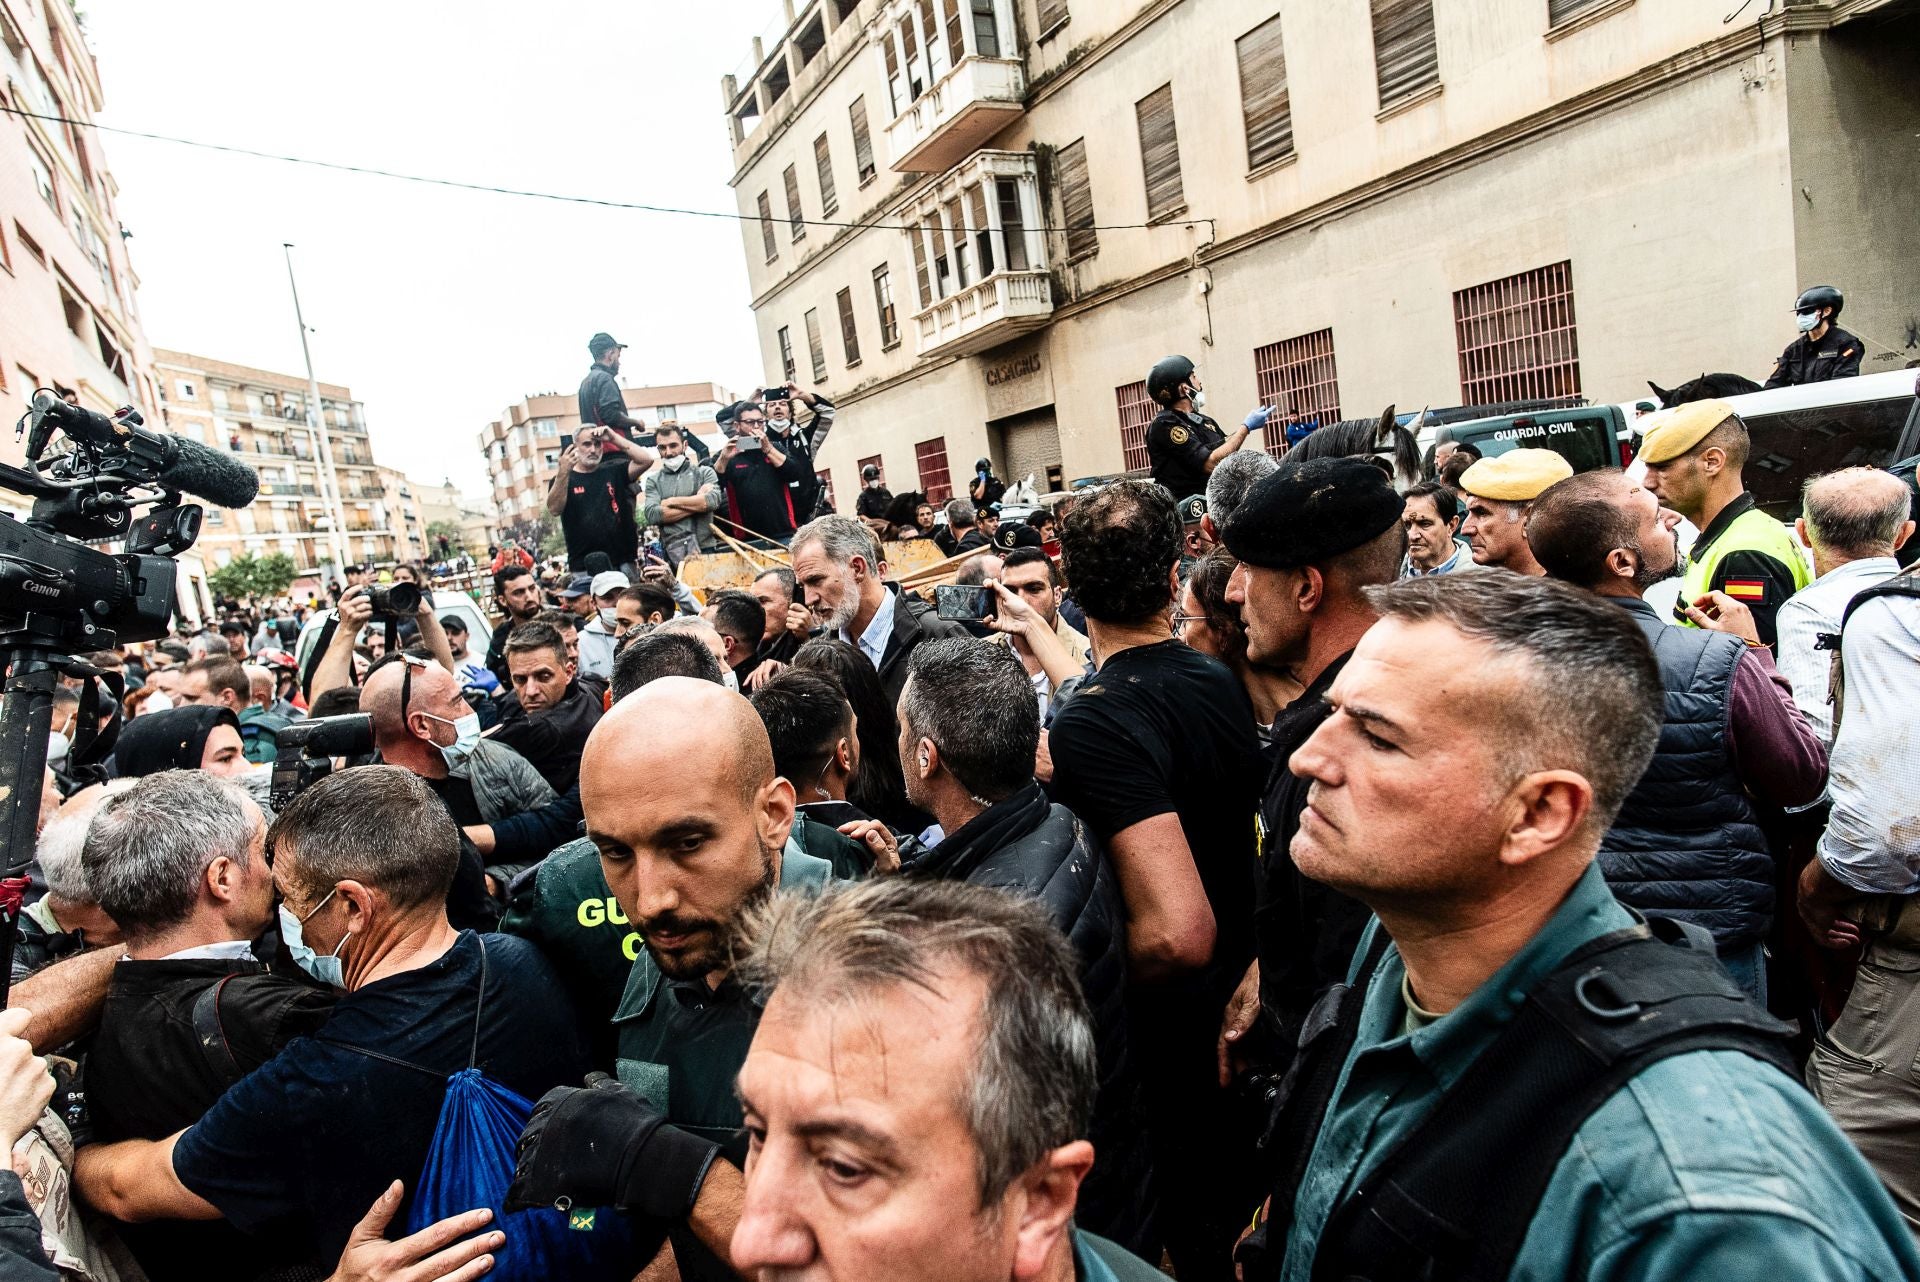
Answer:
[
  {"left": 814, "top": 134, "right": 838, "bottom": 219},
  {"left": 1055, "top": 138, "right": 1097, "bottom": 261},
  {"left": 849, "top": 98, "right": 877, "bottom": 185},
  {"left": 996, "top": 179, "right": 1030, "bottom": 271},
  {"left": 1237, "top": 15, "right": 1294, "bottom": 171},
  {"left": 1036, "top": 0, "right": 1068, "bottom": 39},
  {"left": 757, "top": 191, "right": 779, "bottom": 262},
  {"left": 836, "top": 288, "right": 861, "bottom": 366},
  {"left": 1453, "top": 261, "right": 1582, "bottom": 404},
  {"left": 916, "top": 436, "right": 953, "bottom": 504},
  {"left": 910, "top": 227, "right": 933, "bottom": 308},
  {"left": 783, "top": 165, "right": 807, "bottom": 243},
  {"left": 1116, "top": 381, "right": 1153, "bottom": 471},
  {"left": 1370, "top": 0, "right": 1440, "bottom": 109},
  {"left": 1254, "top": 330, "right": 1342, "bottom": 459},
  {"left": 1548, "top": 0, "right": 1617, "bottom": 26},
  {"left": 873, "top": 265, "right": 901, "bottom": 348},
  {"left": 1135, "top": 84, "right": 1184, "bottom": 221},
  {"left": 804, "top": 309, "right": 828, "bottom": 383},
  {"left": 778, "top": 327, "right": 797, "bottom": 383}
]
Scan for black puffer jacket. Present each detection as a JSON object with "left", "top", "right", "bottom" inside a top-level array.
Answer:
[{"left": 904, "top": 785, "right": 1157, "bottom": 1254}]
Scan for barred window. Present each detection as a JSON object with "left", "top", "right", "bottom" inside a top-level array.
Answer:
[
  {"left": 1453, "top": 261, "right": 1582, "bottom": 404},
  {"left": 1253, "top": 330, "right": 1342, "bottom": 458},
  {"left": 1116, "top": 381, "right": 1154, "bottom": 472}
]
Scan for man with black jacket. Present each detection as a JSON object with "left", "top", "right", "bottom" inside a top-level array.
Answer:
[
  {"left": 716, "top": 400, "right": 813, "bottom": 545},
  {"left": 79, "top": 770, "right": 335, "bottom": 1281},
  {"left": 485, "top": 563, "right": 545, "bottom": 688},
  {"left": 896, "top": 638, "right": 1154, "bottom": 1255},
  {"left": 789, "top": 514, "right": 970, "bottom": 706},
  {"left": 493, "top": 621, "right": 606, "bottom": 795}
]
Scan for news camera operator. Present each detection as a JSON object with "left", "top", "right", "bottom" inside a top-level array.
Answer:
[{"left": 307, "top": 584, "right": 455, "bottom": 701}]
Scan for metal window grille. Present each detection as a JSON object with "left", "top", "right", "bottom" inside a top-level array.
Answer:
[
  {"left": 1253, "top": 329, "right": 1342, "bottom": 459},
  {"left": 1116, "top": 381, "right": 1154, "bottom": 472},
  {"left": 1452, "top": 261, "right": 1582, "bottom": 405},
  {"left": 916, "top": 436, "right": 953, "bottom": 504}
]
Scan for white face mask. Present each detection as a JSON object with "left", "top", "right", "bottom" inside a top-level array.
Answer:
[
  {"left": 424, "top": 711, "right": 483, "bottom": 769},
  {"left": 1190, "top": 388, "right": 1207, "bottom": 411},
  {"left": 662, "top": 454, "right": 690, "bottom": 473},
  {"left": 280, "top": 891, "right": 346, "bottom": 988},
  {"left": 1796, "top": 310, "right": 1821, "bottom": 333},
  {"left": 723, "top": 667, "right": 740, "bottom": 693},
  {"left": 599, "top": 607, "right": 619, "bottom": 627}
]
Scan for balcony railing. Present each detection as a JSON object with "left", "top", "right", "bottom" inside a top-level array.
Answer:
[
  {"left": 906, "top": 150, "right": 1053, "bottom": 359},
  {"left": 879, "top": 0, "right": 1024, "bottom": 174}
]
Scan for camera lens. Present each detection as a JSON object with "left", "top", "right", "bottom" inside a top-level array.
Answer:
[{"left": 367, "top": 582, "right": 421, "bottom": 616}]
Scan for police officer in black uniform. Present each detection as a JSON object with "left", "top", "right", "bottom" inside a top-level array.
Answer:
[
  {"left": 1764, "top": 285, "right": 1864, "bottom": 388},
  {"left": 1143, "top": 355, "right": 1252, "bottom": 497}
]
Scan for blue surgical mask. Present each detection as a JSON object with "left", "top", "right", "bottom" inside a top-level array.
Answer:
[
  {"left": 280, "top": 889, "right": 346, "bottom": 988},
  {"left": 423, "top": 711, "right": 482, "bottom": 769},
  {"left": 1796, "top": 310, "right": 1821, "bottom": 333}
]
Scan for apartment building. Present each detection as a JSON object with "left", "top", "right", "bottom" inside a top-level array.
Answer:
[
  {"left": 154, "top": 349, "right": 404, "bottom": 574},
  {"left": 377, "top": 466, "right": 431, "bottom": 564},
  {"left": 479, "top": 381, "right": 734, "bottom": 529},
  {"left": 723, "top": 0, "right": 1919, "bottom": 498},
  {"left": 0, "top": 0, "right": 160, "bottom": 473}
]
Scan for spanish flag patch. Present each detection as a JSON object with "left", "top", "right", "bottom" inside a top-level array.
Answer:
[{"left": 1725, "top": 578, "right": 1767, "bottom": 601}]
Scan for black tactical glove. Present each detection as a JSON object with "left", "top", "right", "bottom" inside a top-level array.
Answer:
[{"left": 505, "top": 1073, "right": 720, "bottom": 1221}]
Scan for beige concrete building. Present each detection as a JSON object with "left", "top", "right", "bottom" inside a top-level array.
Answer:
[
  {"left": 154, "top": 350, "right": 403, "bottom": 574},
  {"left": 478, "top": 381, "right": 734, "bottom": 530},
  {"left": 0, "top": 0, "right": 160, "bottom": 477},
  {"left": 377, "top": 466, "right": 430, "bottom": 564},
  {"left": 723, "top": 0, "right": 1920, "bottom": 499}
]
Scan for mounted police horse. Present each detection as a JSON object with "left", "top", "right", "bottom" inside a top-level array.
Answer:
[
  {"left": 1648, "top": 373, "right": 1762, "bottom": 407},
  {"left": 1287, "top": 406, "right": 1425, "bottom": 493}
]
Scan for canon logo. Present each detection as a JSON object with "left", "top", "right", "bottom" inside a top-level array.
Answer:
[{"left": 21, "top": 580, "right": 58, "bottom": 597}]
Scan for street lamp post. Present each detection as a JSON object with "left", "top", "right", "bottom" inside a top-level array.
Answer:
[{"left": 281, "top": 243, "right": 349, "bottom": 584}]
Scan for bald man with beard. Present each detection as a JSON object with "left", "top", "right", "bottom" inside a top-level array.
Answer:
[{"left": 582, "top": 677, "right": 837, "bottom": 1281}]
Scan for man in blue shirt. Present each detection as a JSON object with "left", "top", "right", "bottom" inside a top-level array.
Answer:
[
  {"left": 1253, "top": 571, "right": 1920, "bottom": 1281},
  {"left": 73, "top": 766, "right": 591, "bottom": 1270}
]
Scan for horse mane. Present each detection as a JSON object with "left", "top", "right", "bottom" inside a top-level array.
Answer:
[
  {"left": 1288, "top": 408, "right": 1424, "bottom": 490},
  {"left": 1648, "top": 372, "right": 1763, "bottom": 407}
]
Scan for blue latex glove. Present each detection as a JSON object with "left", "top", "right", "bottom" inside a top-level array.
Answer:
[{"left": 1244, "top": 405, "right": 1274, "bottom": 432}]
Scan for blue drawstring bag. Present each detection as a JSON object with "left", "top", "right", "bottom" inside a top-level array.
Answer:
[
  {"left": 380, "top": 938, "right": 636, "bottom": 1282},
  {"left": 406, "top": 1069, "right": 635, "bottom": 1281}
]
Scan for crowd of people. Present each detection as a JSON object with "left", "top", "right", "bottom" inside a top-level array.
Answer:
[{"left": 1, "top": 319, "right": 1918, "bottom": 1282}]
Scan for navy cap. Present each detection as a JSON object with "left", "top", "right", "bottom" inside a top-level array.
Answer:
[
  {"left": 559, "top": 572, "right": 595, "bottom": 598},
  {"left": 588, "top": 332, "right": 626, "bottom": 356}
]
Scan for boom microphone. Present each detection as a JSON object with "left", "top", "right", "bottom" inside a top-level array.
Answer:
[{"left": 28, "top": 391, "right": 259, "bottom": 508}]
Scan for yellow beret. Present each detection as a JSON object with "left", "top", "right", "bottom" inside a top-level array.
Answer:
[
  {"left": 1458, "top": 448, "right": 1574, "bottom": 502},
  {"left": 1637, "top": 399, "right": 1738, "bottom": 465}
]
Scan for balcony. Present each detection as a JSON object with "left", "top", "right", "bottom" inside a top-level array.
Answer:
[
  {"left": 879, "top": 0, "right": 1024, "bottom": 174},
  {"left": 905, "top": 150, "right": 1053, "bottom": 360}
]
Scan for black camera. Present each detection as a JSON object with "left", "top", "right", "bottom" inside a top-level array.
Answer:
[
  {"left": 270, "top": 713, "right": 376, "bottom": 811},
  {"left": 365, "top": 582, "right": 421, "bottom": 618}
]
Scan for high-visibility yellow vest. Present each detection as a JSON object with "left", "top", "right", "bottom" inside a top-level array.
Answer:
[{"left": 1679, "top": 503, "right": 1809, "bottom": 623}]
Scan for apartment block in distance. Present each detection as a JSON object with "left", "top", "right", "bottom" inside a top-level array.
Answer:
[
  {"left": 723, "top": 0, "right": 1919, "bottom": 499},
  {"left": 479, "top": 381, "right": 733, "bottom": 530},
  {"left": 154, "top": 350, "right": 403, "bottom": 574},
  {"left": 0, "top": 0, "right": 161, "bottom": 475}
]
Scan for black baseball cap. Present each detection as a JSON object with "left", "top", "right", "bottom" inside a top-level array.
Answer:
[
  {"left": 440, "top": 614, "right": 468, "bottom": 634},
  {"left": 588, "top": 332, "right": 626, "bottom": 357}
]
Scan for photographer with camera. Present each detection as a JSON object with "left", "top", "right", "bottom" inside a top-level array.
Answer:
[{"left": 307, "top": 583, "right": 454, "bottom": 703}]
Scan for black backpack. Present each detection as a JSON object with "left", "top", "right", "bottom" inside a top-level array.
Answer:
[{"left": 1236, "top": 917, "right": 1796, "bottom": 1282}]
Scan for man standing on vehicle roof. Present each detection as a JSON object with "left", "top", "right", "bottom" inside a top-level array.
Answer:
[
  {"left": 1640, "top": 399, "right": 1810, "bottom": 651},
  {"left": 1765, "top": 286, "right": 1863, "bottom": 389},
  {"left": 1143, "top": 355, "right": 1257, "bottom": 498}
]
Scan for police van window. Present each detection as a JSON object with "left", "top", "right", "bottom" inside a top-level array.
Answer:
[
  {"left": 1742, "top": 398, "right": 1914, "bottom": 521},
  {"left": 1457, "top": 414, "right": 1613, "bottom": 474}
]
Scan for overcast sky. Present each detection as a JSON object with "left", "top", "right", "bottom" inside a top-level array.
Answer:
[{"left": 85, "top": 0, "right": 776, "bottom": 498}]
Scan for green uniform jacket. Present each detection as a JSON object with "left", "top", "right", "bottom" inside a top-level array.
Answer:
[
  {"left": 1277, "top": 863, "right": 1920, "bottom": 1282},
  {"left": 1678, "top": 493, "right": 1809, "bottom": 650}
]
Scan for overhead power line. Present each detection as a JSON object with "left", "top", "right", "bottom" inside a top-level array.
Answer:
[{"left": 0, "top": 103, "right": 1214, "bottom": 238}]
